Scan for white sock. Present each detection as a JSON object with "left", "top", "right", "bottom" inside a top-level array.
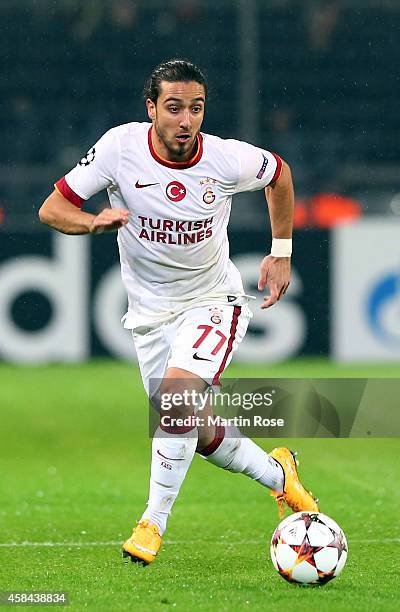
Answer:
[
  {"left": 200, "top": 425, "right": 284, "bottom": 492},
  {"left": 141, "top": 425, "right": 198, "bottom": 535}
]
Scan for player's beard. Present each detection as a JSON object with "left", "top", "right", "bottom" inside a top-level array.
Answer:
[{"left": 153, "top": 120, "right": 198, "bottom": 161}]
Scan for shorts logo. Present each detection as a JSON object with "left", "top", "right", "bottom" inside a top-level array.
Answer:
[
  {"left": 166, "top": 181, "right": 186, "bottom": 202},
  {"left": 256, "top": 154, "right": 268, "bottom": 179},
  {"left": 203, "top": 187, "right": 215, "bottom": 204},
  {"left": 193, "top": 352, "right": 212, "bottom": 362},
  {"left": 79, "top": 147, "right": 96, "bottom": 166},
  {"left": 209, "top": 307, "right": 223, "bottom": 324}
]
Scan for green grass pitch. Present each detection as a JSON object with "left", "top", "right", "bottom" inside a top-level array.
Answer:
[{"left": 0, "top": 360, "right": 399, "bottom": 611}]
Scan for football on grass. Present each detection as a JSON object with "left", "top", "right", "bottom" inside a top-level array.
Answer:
[{"left": 270, "top": 512, "right": 348, "bottom": 585}]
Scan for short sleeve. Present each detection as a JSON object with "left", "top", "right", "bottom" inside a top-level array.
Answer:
[
  {"left": 231, "top": 140, "right": 283, "bottom": 194},
  {"left": 55, "top": 128, "right": 120, "bottom": 207}
]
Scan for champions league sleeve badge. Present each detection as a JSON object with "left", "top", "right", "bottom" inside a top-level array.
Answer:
[
  {"left": 209, "top": 307, "right": 223, "bottom": 324},
  {"left": 78, "top": 147, "right": 96, "bottom": 166}
]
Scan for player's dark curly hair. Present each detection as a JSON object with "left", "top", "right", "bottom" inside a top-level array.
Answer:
[{"left": 144, "top": 59, "right": 207, "bottom": 103}]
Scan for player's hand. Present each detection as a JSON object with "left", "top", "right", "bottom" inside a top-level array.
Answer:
[
  {"left": 89, "top": 208, "right": 129, "bottom": 234},
  {"left": 258, "top": 255, "right": 291, "bottom": 309}
]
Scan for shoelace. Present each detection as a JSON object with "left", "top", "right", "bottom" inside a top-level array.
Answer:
[{"left": 135, "top": 520, "right": 160, "bottom": 538}]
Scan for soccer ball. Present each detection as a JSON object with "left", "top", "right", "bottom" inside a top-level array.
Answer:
[{"left": 270, "top": 512, "right": 348, "bottom": 585}]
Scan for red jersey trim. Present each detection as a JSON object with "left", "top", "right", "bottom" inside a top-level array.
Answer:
[
  {"left": 269, "top": 153, "right": 283, "bottom": 185},
  {"left": 148, "top": 127, "right": 203, "bottom": 169},
  {"left": 212, "top": 306, "right": 241, "bottom": 385},
  {"left": 54, "top": 177, "right": 84, "bottom": 209}
]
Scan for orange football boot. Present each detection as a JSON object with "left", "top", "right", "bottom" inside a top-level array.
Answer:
[
  {"left": 122, "top": 519, "right": 162, "bottom": 565},
  {"left": 269, "top": 447, "right": 319, "bottom": 518}
]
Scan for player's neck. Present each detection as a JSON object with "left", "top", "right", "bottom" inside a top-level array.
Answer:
[{"left": 150, "top": 127, "right": 198, "bottom": 163}]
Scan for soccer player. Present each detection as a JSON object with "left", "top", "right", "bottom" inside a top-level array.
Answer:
[{"left": 39, "top": 59, "right": 319, "bottom": 565}]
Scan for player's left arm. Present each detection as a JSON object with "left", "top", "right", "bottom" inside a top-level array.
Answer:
[{"left": 258, "top": 160, "right": 294, "bottom": 309}]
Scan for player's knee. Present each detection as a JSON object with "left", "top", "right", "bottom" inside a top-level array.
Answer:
[{"left": 159, "top": 380, "right": 194, "bottom": 420}]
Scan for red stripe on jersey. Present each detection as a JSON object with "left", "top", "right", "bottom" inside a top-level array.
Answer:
[
  {"left": 199, "top": 424, "right": 225, "bottom": 456},
  {"left": 54, "top": 177, "right": 84, "bottom": 208},
  {"left": 212, "top": 306, "right": 241, "bottom": 385},
  {"left": 269, "top": 153, "right": 283, "bottom": 185},
  {"left": 148, "top": 127, "right": 203, "bottom": 169}
]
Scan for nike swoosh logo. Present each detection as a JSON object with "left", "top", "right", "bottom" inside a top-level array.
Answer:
[
  {"left": 193, "top": 353, "right": 212, "bottom": 362},
  {"left": 135, "top": 180, "right": 159, "bottom": 188},
  {"left": 157, "top": 450, "right": 185, "bottom": 461}
]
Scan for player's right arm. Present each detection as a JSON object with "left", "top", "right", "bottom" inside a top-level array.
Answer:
[
  {"left": 39, "top": 189, "right": 129, "bottom": 235},
  {"left": 231, "top": 139, "right": 293, "bottom": 309},
  {"left": 38, "top": 127, "right": 128, "bottom": 235}
]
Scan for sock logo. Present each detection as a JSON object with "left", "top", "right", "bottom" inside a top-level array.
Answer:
[
  {"left": 161, "top": 461, "right": 172, "bottom": 470},
  {"left": 157, "top": 449, "right": 185, "bottom": 461}
]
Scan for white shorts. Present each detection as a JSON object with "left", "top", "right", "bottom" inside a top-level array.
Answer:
[{"left": 133, "top": 303, "right": 252, "bottom": 395}]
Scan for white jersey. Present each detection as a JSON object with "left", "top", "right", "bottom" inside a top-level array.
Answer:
[{"left": 56, "top": 122, "right": 282, "bottom": 329}]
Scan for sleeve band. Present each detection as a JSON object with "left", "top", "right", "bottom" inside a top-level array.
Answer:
[
  {"left": 54, "top": 177, "right": 84, "bottom": 209},
  {"left": 269, "top": 153, "right": 283, "bottom": 185}
]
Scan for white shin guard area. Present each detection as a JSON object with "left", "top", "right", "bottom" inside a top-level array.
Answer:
[{"left": 141, "top": 426, "right": 198, "bottom": 535}]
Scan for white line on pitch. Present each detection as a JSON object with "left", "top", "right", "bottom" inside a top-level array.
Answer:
[
  {"left": 0, "top": 541, "right": 122, "bottom": 548},
  {"left": 0, "top": 538, "right": 398, "bottom": 548}
]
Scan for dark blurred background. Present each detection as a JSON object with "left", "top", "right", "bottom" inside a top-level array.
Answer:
[{"left": 1, "top": 0, "right": 400, "bottom": 230}]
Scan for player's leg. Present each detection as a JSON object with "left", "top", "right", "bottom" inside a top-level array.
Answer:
[
  {"left": 139, "top": 369, "right": 207, "bottom": 537},
  {"left": 199, "top": 423, "right": 318, "bottom": 517},
  {"left": 123, "top": 325, "right": 177, "bottom": 564},
  {"left": 198, "top": 406, "right": 283, "bottom": 488},
  {"left": 167, "top": 303, "right": 282, "bottom": 489},
  {"left": 123, "top": 324, "right": 207, "bottom": 564},
  {"left": 169, "top": 304, "right": 318, "bottom": 516}
]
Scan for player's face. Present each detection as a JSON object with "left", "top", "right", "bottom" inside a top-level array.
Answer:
[{"left": 147, "top": 80, "right": 205, "bottom": 161}]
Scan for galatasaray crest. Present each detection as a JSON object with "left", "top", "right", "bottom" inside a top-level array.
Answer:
[
  {"left": 200, "top": 177, "right": 217, "bottom": 204},
  {"left": 209, "top": 307, "right": 223, "bottom": 324},
  {"left": 203, "top": 187, "right": 216, "bottom": 204}
]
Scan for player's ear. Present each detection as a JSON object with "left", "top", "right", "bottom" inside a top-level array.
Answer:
[{"left": 146, "top": 99, "right": 156, "bottom": 122}]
